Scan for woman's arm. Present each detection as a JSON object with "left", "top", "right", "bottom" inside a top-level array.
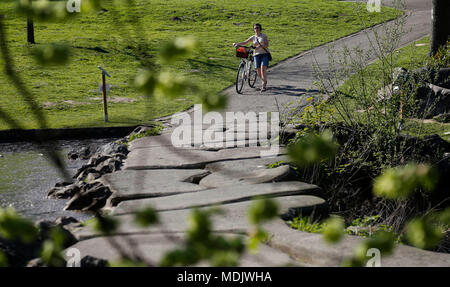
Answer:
[{"left": 233, "top": 36, "right": 253, "bottom": 47}]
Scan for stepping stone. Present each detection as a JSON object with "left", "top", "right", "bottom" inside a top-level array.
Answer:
[
  {"left": 129, "top": 133, "right": 272, "bottom": 150},
  {"left": 199, "top": 156, "right": 293, "bottom": 188},
  {"left": 204, "top": 156, "right": 289, "bottom": 173},
  {"left": 199, "top": 165, "right": 295, "bottom": 188},
  {"left": 99, "top": 169, "right": 210, "bottom": 206},
  {"left": 112, "top": 181, "right": 321, "bottom": 215},
  {"left": 125, "top": 146, "right": 285, "bottom": 170},
  {"left": 71, "top": 195, "right": 326, "bottom": 240},
  {"left": 263, "top": 220, "right": 450, "bottom": 267},
  {"left": 65, "top": 233, "right": 300, "bottom": 267}
]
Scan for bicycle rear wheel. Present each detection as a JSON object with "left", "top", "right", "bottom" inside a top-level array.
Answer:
[
  {"left": 235, "top": 62, "right": 245, "bottom": 94},
  {"left": 248, "top": 60, "right": 257, "bottom": 88}
]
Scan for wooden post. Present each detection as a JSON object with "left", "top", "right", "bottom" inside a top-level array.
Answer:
[
  {"left": 27, "top": 17, "right": 35, "bottom": 44},
  {"left": 98, "top": 66, "right": 111, "bottom": 122},
  {"left": 102, "top": 72, "right": 108, "bottom": 122},
  {"left": 26, "top": 0, "right": 35, "bottom": 44}
]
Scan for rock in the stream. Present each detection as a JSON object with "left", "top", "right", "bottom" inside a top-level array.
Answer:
[
  {"left": 68, "top": 143, "right": 101, "bottom": 160},
  {"left": 95, "top": 158, "right": 122, "bottom": 174},
  {"left": 97, "top": 142, "right": 129, "bottom": 156},
  {"left": 87, "top": 155, "right": 112, "bottom": 166},
  {"left": 48, "top": 183, "right": 81, "bottom": 199},
  {"left": 2, "top": 217, "right": 80, "bottom": 267},
  {"left": 79, "top": 255, "right": 109, "bottom": 267},
  {"left": 65, "top": 182, "right": 112, "bottom": 211},
  {"left": 54, "top": 181, "right": 74, "bottom": 188},
  {"left": 36, "top": 220, "right": 78, "bottom": 247}
]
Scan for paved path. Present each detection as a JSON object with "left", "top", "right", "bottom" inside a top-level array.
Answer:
[
  {"left": 65, "top": 0, "right": 450, "bottom": 267},
  {"left": 223, "top": 0, "right": 433, "bottom": 113}
]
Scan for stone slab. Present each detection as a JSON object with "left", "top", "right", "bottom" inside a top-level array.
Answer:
[
  {"left": 99, "top": 169, "right": 210, "bottom": 206},
  {"left": 263, "top": 220, "right": 450, "bottom": 267},
  {"left": 204, "top": 156, "right": 289, "bottom": 173},
  {"left": 112, "top": 181, "right": 321, "bottom": 215},
  {"left": 72, "top": 195, "right": 326, "bottom": 240},
  {"left": 199, "top": 165, "right": 295, "bottom": 188},
  {"left": 65, "top": 232, "right": 300, "bottom": 267},
  {"left": 129, "top": 133, "right": 273, "bottom": 150},
  {"left": 125, "top": 146, "right": 285, "bottom": 170}
]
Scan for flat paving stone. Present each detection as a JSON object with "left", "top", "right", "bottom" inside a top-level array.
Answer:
[
  {"left": 99, "top": 169, "right": 210, "bottom": 206},
  {"left": 65, "top": 232, "right": 300, "bottom": 267},
  {"left": 72, "top": 195, "right": 326, "bottom": 240},
  {"left": 199, "top": 165, "right": 295, "bottom": 188},
  {"left": 112, "top": 181, "right": 321, "bottom": 215},
  {"left": 263, "top": 220, "right": 450, "bottom": 267},
  {"left": 129, "top": 133, "right": 273, "bottom": 150},
  {"left": 125, "top": 146, "right": 285, "bottom": 170},
  {"left": 204, "top": 156, "right": 288, "bottom": 173}
]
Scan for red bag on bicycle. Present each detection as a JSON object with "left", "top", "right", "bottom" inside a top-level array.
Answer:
[{"left": 236, "top": 47, "right": 249, "bottom": 58}]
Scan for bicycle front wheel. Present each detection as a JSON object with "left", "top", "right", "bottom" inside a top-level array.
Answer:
[
  {"left": 248, "top": 60, "right": 257, "bottom": 88},
  {"left": 236, "top": 62, "right": 245, "bottom": 94}
]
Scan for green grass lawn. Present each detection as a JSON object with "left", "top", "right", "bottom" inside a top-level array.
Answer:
[
  {"left": 331, "top": 36, "right": 450, "bottom": 141},
  {"left": 0, "top": 0, "right": 401, "bottom": 130}
]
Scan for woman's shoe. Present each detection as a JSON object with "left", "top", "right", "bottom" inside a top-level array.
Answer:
[{"left": 260, "top": 86, "right": 267, "bottom": 92}]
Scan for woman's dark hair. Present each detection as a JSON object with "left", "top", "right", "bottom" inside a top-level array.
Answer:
[{"left": 253, "top": 23, "right": 262, "bottom": 30}]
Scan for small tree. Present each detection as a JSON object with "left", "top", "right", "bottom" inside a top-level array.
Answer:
[{"left": 430, "top": 0, "right": 450, "bottom": 56}]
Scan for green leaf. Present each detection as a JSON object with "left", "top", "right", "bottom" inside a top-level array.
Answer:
[
  {"left": 134, "top": 69, "right": 157, "bottom": 96},
  {"left": 155, "top": 71, "right": 192, "bottom": 99},
  {"left": 355, "top": 231, "right": 396, "bottom": 259},
  {"left": 159, "top": 36, "right": 198, "bottom": 63},
  {"left": 247, "top": 228, "right": 268, "bottom": 252},
  {"left": 211, "top": 250, "right": 240, "bottom": 267},
  {"left": 33, "top": 44, "right": 70, "bottom": 66},
  {"left": 341, "top": 257, "right": 365, "bottom": 267},
  {"left": 88, "top": 215, "right": 119, "bottom": 235},
  {"left": 16, "top": 0, "right": 69, "bottom": 21},
  {"left": 436, "top": 208, "right": 450, "bottom": 225},
  {"left": 0, "top": 251, "right": 8, "bottom": 267},
  {"left": 248, "top": 198, "right": 279, "bottom": 225},
  {"left": 322, "top": 216, "right": 345, "bottom": 244},
  {"left": 288, "top": 130, "right": 339, "bottom": 167},
  {"left": 187, "top": 209, "right": 212, "bottom": 243},
  {"left": 405, "top": 218, "right": 443, "bottom": 250},
  {"left": 160, "top": 248, "right": 200, "bottom": 267},
  {"left": 109, "top": 259, "right": 147, "bottom": 267},
  {"left": 198, "top": 92, "right": 228, "bottom": 112},
  {"left": 134, "top": 207, "right": 159, "bottom": 227},
  {"left": 40, "top": 240, "right": 66, "bottom": 267},
  {"left": 48, "top": 226, "right": 68, "bottom": 249},
  {"left": 0, "top": 208, "right": 39, "bottom": 243},
  {"left": 373, "top": 164, "right": 437, "bottom": 199}
]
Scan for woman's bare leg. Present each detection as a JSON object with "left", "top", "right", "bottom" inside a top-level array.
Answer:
[{"left": 261, "top": 65, "right": 268, "bottom": 88}]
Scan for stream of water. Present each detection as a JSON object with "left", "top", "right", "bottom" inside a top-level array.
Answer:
[{"left": 0, "top": 138, "right": 116, "bottom": 223}]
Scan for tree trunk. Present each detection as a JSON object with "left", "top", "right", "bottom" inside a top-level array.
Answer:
[
  {"left": 27, "top": 17, "right": 35, "bottom": 44},
  {"left": 430, "top": 0, "right": 450, "bottom": 56}
]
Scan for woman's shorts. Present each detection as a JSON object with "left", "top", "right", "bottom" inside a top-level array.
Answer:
[{"left": 254, "top": 53, "right": 269, "bottom": 68}]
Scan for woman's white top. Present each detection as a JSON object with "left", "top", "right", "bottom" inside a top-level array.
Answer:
[{"left": 250, "top": 33, "right": 270, "bottom": 56}]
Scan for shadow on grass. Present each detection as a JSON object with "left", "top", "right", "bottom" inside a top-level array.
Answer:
[{"left": 187, "top": 59, "right": 235, "bottom": 72}]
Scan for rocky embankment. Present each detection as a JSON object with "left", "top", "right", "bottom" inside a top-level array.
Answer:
[{"left": 47, "top": 126, "right": 156, "bottom": 212}]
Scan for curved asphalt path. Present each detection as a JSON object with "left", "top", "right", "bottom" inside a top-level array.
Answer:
[{"left": 222, "top": 0, "right": 433, "bottom": 114}]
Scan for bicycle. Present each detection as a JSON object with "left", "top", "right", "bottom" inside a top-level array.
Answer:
[{"left": 234, "top": 45, "right": 257, "bottom": 94}]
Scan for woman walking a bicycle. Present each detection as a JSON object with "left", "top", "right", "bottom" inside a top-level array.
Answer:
[{"left": 233, "top": 23, "right": 270, "bottom": 92}]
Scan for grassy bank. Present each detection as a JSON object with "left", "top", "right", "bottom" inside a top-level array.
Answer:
[
  {"left": 334, "top": 36, "right": 450, "bottom": 141},
  {"left": 0, "top": 0, "right": 401, "bottom": 130}
]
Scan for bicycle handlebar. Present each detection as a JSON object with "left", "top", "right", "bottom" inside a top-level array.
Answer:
[{"left": 234, "top": 44, "right": 255, "bottom": 49}]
